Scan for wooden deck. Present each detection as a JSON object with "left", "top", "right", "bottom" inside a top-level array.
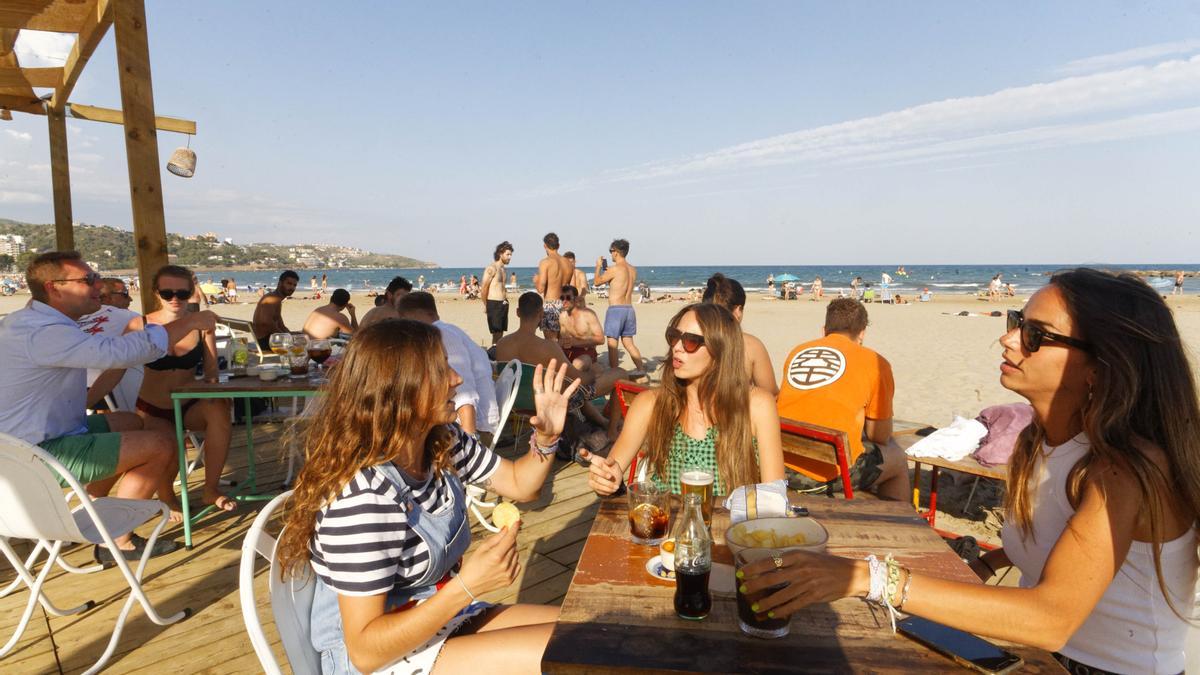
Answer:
[{"left": 0, "top": 423, "right": 599, "bottom": 674}]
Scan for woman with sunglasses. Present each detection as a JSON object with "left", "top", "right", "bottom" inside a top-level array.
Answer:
[
  {"left": 135, "top": 265, "right": 236, "bottom": 513},
  {"left": 583, "top": 303, "right": 785, "bottom": 497},
  {"left": 702, "top": 273, "right": 778, "bottom": 395},
  {"left": 737, "top": 268, "right": 1200, "bottom": 674}
]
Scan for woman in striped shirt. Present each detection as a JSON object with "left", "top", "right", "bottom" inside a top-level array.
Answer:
[{"left": 276, "top": 319, "right": 579, "bottom": 674}]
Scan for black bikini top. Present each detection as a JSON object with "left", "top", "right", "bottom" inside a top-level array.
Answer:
[{"left": 146, "top": 333, "right": 204, "bottom": 371}]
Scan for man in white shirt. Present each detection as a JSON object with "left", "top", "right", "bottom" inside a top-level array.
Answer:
[
  {"left": 396, "top": 291, "right": 499, "bottom": 436},
  {"left": 0, "top": 252, "right": 217, "bottom": 561},
  {"left": 77, "top": 277, "right": 142, "bottom": 412}
]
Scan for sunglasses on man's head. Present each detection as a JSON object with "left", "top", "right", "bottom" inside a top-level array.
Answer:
[
  {"left": 1006, "top": 310, "right": 1091, "bottom": 353},
  {"left": 665, "top": 328, "right": 705, "bottom": 353},
  {"left": 157, "top": 289, "right": 191, "bottom": 301},
  {"left": 51, "top": 272, "right": 102, "bottom": 286}
]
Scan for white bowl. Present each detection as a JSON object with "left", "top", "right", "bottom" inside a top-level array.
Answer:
[
  {"left": 258, "top": 369, "right": 280, "bottom": 382},
  {"left": 724, "top": 516, "right": 829, "bottom": 558}
]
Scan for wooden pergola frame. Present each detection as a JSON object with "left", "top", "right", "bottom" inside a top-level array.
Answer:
[{"left": 2, "top": 0, "right": 197, "bottom": 310}]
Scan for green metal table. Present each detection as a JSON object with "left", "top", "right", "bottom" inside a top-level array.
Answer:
[{"left": 171, "top": 376, "right": 323, "bottom": 548}]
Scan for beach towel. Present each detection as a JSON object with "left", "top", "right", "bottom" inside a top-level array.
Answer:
[
  {"left": 905, "top": 416, "right": 987, "bottom": 461},
  {"left": 972, "top": 403, "right": 1034, "bottom": 467}
]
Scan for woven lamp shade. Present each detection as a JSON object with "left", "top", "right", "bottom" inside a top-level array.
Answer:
[
  {"left": 0, "top": 109, "right": 11, "bottom": 121},
  {"left": 166, "top": 147, "right": 196, "bottom": 177}
]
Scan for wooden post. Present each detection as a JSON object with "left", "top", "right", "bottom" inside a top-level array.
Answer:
[
  {"left": 47, "top": 105, "right": 74, "bottom": 251},
  {"left": 112, "top": 0, "right": 168, "bottom": 312}
]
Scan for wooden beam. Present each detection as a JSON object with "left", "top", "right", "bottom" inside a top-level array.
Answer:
[
  {"left": 47, "top": 105, "right": 73, "bottom": 250},
  {"left": 68, "top": 102, "right": 195, "bottom": 134},
  {"left": 51, "top": 0, "right": 111, "bottom": 110},
  {"left": 112, "top": 0, "right": 168, "bottom": 312},
  {"left": 0, "top": 0, "right": 95, "bottom": 32},
  {"left": 0, "top": 66, "right": 61, "bottom": 88},
  {"left": 0, "top": 92, "right": 46, "bottom": 114}
]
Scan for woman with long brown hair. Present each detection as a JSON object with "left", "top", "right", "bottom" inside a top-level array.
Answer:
[
  {"left": 739, "top": 268, "right": 1200, "bottom": 674},
  {"left": 275, "top": 319, "right": 577, "bottom": 675},
  {"left": 583, "top": 303, "right": 784, "bottom": 497}
]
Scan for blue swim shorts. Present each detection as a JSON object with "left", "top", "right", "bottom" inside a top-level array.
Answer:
[{"left": 604, "top": 305, "right": 638, "bottom": 338}]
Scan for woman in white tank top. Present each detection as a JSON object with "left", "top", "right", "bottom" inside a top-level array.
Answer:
[{"left": 738, "top": 268, "right": 1200, "bottom": 674}]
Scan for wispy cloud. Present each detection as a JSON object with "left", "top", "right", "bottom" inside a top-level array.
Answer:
[
  {"left": 539, "top": 53, "right": 1200, "bottom": 195},
  {"left": 4, "top": 130, "right": 32, "bottom": 142},
  {"left": 1057, "top": 39, "right": 1200, "bottom": 76}
]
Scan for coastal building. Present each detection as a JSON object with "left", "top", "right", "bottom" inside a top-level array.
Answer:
[{"left": 0, "top": 234, "right": 27, "bottom": 256}]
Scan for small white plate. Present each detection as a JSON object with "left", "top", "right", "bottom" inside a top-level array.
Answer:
[{"left": 645, "top": 555, "right": 675, "bottom": 581}]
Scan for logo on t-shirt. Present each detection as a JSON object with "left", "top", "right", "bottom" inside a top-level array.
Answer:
[{"left": 786, "top": 346, "right": 845, "bottom": 390}]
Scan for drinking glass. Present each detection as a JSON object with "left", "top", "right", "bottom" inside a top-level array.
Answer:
[
  {"left": 627, "top": 481, "right": 670, "bottom": 545},
  {"left": 680, "top": 465, "right": 714, "bottom": 529},
  {"left": 268, "top": 332, "right": 291, "bottom": 357},
  {"left": 307, "top": 339, "right": 332, "bottom": 375},
  {"left": 287, "top": 335, "right": 309, "bottom": 378},
  {"left": 735, "top": 549, "right": 791, "bottom": 639}
]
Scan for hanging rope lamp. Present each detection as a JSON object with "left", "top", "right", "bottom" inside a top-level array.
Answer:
[{"left": 166, "top": 135, "right": 196, "bottom": 177}]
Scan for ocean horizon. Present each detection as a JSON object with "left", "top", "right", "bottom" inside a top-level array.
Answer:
[{"left": 190, "top": 264, "right": 1192, "bottom": 296}]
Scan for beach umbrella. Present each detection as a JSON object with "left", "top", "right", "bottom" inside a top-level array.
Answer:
[
  {"left": 200, "top": 282, "right": 221, "bottom": 295},
  {"left": 775, "top": 273, "right": 800, "bottom": 282}
]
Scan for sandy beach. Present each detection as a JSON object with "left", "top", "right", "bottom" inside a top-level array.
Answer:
[{"left": 5, "top": 288, "right": 1199, "bottom": 542}]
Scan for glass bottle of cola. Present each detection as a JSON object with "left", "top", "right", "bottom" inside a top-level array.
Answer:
[{"left": 673, "top": 492, "right": 712, "bottom": 620}]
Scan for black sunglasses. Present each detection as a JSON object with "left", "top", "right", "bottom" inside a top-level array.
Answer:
[
  {"left": 52, "top": 272, "right": 102, "bottom": 286},
  {"left": 665, "top": 328, "right": 705, "bottom": 353},
  {"left": 1006, "top": 310, "right": 1091, "bottom": 353},
  {"left": 157, "top": 289, "right": 192, "bottom": 301}
]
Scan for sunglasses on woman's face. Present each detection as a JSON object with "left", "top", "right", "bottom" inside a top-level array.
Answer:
[
  {"left": 1006, "top": 310, "right": 1091, "bottom": 353},
  {"left": 665, "top": 327, "right": 706, "bottom": 353},
  {"left": 158, "top": 289, "right": 191, "bottom": 301}
]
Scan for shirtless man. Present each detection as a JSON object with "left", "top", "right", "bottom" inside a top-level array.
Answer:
[
  {"left": 358, "top": 276, "right": 412, "bottom": 331},
  {"left": 302, "top": 289, "right": 357, "bottom": 339},
  {"left": 593, "top": 238, "right": 645, "bottom": 372},
  {"left": 1173, "top": 271, "right": 1185, "bottom": 296},
  {"left": 535, "top": 232, "right": 572, "bottom": 342},
  {"left": 252, "top": 270, "right": 299, "bottom": 351},
  {"left": 481, "top": 241, "right": 513, "bottom": 345},
  {"left": 563, "top": 252, "right": 589, "bottom": 302},
  {"left": 496, "top": 293, "right": 628, "bottom": 424},
  {"left": 558, "top": 285, "right": 605, "bottom": 372}
]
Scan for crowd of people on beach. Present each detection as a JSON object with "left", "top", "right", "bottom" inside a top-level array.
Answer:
[{"left": 0, "top": 244, "right": 1197, "bottom": 674}]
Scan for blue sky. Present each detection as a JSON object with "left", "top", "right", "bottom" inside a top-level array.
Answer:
[{"left": 2, "top": 2, "right": 1199, "bottom": 267}]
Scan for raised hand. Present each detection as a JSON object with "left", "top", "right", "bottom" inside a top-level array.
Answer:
[
  {"left": 579, "top": 448, "right": 623, "bottom": 496},
  {"left": 529, "top": 359, "right": 580, "bottom": 446}
]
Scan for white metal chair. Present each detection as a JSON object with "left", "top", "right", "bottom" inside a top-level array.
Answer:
[
  {"left": 0, "top": 432, "right": 189, "bottom": 675},
  {"left": 239, "top": 490, "right": 321, "bottom": 675},
  {"left": 466, "top": 360, "right": 522, "bottom": 533}
]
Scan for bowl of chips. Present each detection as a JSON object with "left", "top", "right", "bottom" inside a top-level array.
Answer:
[{"left": 723, "top": 516, "right": 828, "bottom": 558}]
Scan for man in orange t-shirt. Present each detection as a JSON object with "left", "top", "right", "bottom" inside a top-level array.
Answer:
[{"left": 776, "top": 298, "right": 910, "bottom": 500}]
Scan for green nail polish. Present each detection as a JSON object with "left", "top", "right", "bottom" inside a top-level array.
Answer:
[
  {"left": 738, "top": 584, "right": 747, "bottom": 594},
  {"left": 735, "top": 570, "right": 744, "bottom": 579},
  {"left": 767, "top": 611, "right": 776, "bottom": 619},
  {"left": 751, "top": 602, "right": 760, "bottom": 613}
]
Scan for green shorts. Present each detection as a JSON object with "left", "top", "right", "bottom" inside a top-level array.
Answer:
[{"left": 38, "top": 415, "right": 122, "bottom": 487}]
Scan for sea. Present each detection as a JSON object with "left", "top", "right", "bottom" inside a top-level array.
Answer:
[{"left": 194, "top": 264, "right": 1189, "bottom": 296}]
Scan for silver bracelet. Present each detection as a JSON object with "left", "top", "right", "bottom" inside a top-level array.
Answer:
[{"left": 455, "top": 575, "right": 478, "bottom": 602}]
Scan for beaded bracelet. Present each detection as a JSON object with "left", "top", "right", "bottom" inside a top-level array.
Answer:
[{"left": 529, "top": 434, "right": 559, "bottom": 457}]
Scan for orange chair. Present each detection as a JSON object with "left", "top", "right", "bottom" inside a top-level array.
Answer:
[
  {"left": 611, "top": 380, "right": 648, "bottom": 483},
  {"left": 779, "top": 417, "right": 856, "bottom": 499}
]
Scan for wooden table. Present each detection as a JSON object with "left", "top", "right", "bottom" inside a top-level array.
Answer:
[
  {"left": 171, "top": 376, "right": 323, "bottom": 548},
  {"left": 542, "top": 494, "right": 1061, "bottom": 673},
  {"left": 892, "top": 425, "right": 1008, "bottom": 529}
]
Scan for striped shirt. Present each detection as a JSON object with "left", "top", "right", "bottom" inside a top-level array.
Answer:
[{"left": 309, "top": 425, "right": 500, "bottom": 596}]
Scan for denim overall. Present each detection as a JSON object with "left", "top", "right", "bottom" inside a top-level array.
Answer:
[{"left": 310, "top": 462, "right": 474, "bottom": 674}]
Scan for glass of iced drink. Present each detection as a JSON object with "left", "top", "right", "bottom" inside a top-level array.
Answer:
[{"left": 627, "top": 481, "right": 670, "bottom": 545}]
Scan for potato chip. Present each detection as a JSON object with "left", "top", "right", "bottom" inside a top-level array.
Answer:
[{"left": 492, "top": 501, "right": 521, "bottom": 529}]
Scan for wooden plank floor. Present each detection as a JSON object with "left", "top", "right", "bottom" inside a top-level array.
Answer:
[{"left": 0, "top": 422, "right": 599, "bottom": 674}]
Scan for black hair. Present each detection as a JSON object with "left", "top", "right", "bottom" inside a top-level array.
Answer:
[
  {"left": 610, "top": 239, "right": 630, "bottom": 257},
  {"left": 280, "top": 270, "right": 299, "bottom": 283},
  {"left": 517, "top": 291, "right": 543, "bottom": 318},
  {"left": 331, "top": 289, "right": 350, "bottom": 306},
  {"left": 543, "top": 232, "right": 560, "bottom": 250},
  {"left": 493, "top": 241, "right": 513, "bottom": 261},
  {"left": 385, "top": 276, "right": 413, "bottom": 295}
]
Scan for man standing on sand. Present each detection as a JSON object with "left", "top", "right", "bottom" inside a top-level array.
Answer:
[
  {"left": 481, "top": 241, "right": 513, "bottom": 345},
  {"left": 594, "top": 238, "right": 645, "bottom": 373},
  {"left": 777, "top": 298, "right": 909, "bottom": 501},
  {"left": 303, "top": 289, "right": 358, "bottom": 339},
  {"left": 563, "top": 252, "right": 589, "bottom": 302},
  {"left": 535, "top": 232, "right": 572, "bottom": 342},
  {"left": 358, "top": 276, "right": 412, "bottom": 331},
  {"left": 253, "top": 270, "right": 299, "bottom": 351},
  {"left": 1173, "top": 271, "right": 1185, "bottom": 296}
]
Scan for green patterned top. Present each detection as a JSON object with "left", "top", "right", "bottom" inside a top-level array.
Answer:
[{"left": 651, "top": 425, "right": 726, "bottom": 496}]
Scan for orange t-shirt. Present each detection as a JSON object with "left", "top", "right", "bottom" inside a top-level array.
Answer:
[{"left": 776, "top": 333, "right": 894, "bottom": 481}]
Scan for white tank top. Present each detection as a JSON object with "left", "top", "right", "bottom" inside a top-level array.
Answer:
[{"left": 1001, "top": 434, "right": 1198, "bottom": 674}]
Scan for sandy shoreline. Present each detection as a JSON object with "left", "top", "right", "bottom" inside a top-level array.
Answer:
[{"left": 5, "top": 289, "right": 1199, "bottom": 541}]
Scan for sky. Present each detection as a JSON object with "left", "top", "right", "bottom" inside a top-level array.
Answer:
[{"left": 1, "top": 2, "right": 1199, "bottom": 267}]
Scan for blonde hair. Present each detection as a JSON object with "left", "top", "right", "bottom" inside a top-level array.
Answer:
[{"left": 644, "top": 303, "right": 757, "bottom": 494}]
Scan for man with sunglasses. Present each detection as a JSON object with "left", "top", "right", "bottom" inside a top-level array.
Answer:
[
  {"left": 78, "top": 278, "right": 142, "bottom": 411},
  {"left": 776, "top": 298, "right": 909, "bottom": 501},
  {"left": 0, "top": 251, "right": 219, "bottom": 560}
]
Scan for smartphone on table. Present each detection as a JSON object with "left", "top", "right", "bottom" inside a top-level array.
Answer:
[{"left": 897, "top": 616, "right": 1023, "bottom": 674}]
